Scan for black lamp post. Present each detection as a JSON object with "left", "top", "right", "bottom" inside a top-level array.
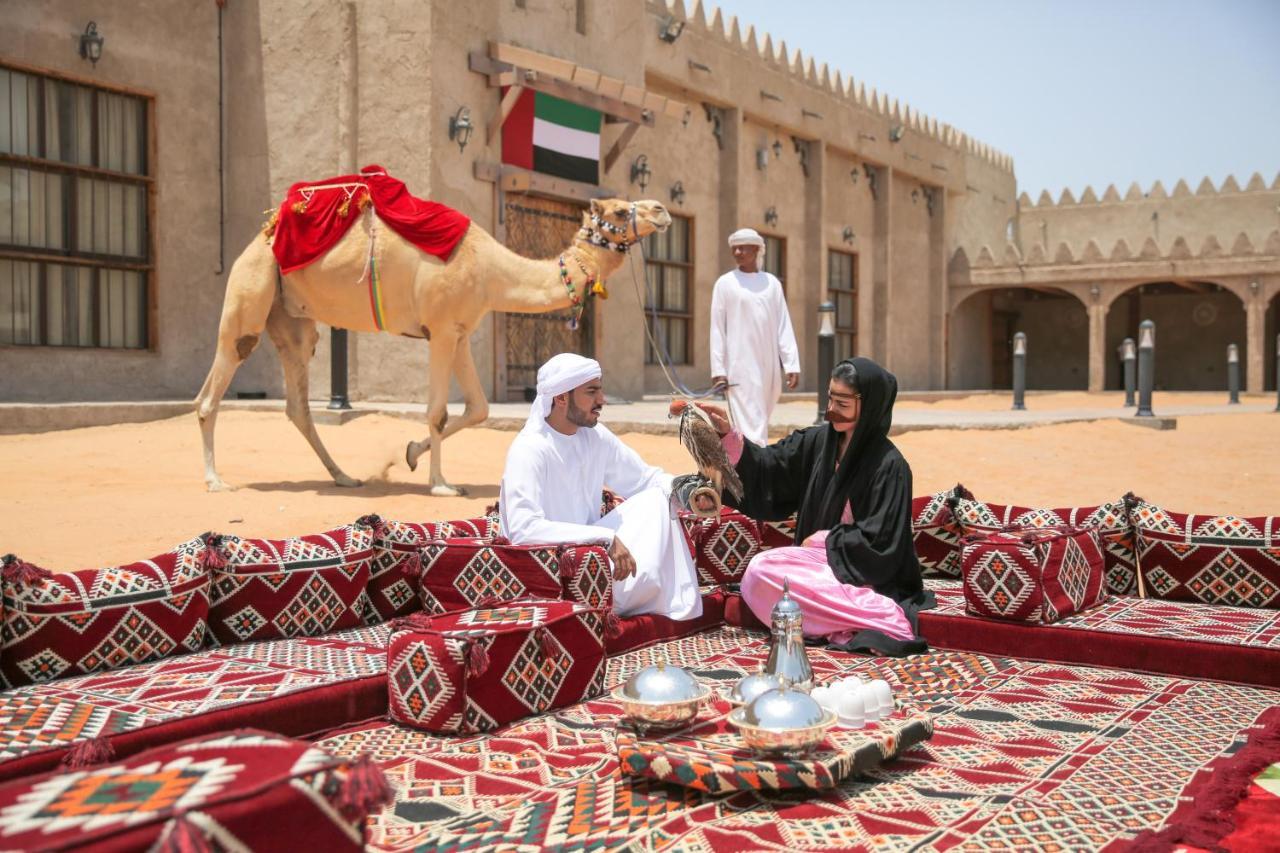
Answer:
[
  {"left": 1136, "top": 320, "right": 1155, "bottom": 417},
  {"left": 1011, "top": 332, "right": 1027, "bottom": 411},
  {"left": 1121, "top": 337, "right": 1136, "bottom": 407},
  {"left": 328, "top": 329, "right": 351, "bottom": 410}
]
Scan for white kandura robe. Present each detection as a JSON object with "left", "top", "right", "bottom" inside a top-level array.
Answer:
[
  {"left": 710, "top": 269, "right": 802, "bottom": 446},
  {"left": 499, "top": 420, "right": 702, "bottom": 620}
]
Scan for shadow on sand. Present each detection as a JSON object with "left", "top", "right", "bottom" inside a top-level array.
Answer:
[{"left": 239, "top": 480, "right": 500, "bottom": 499}]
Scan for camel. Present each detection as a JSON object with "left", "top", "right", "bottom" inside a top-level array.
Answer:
[{"left": 194, "top": 193, "right": 671, "bottom": 495}]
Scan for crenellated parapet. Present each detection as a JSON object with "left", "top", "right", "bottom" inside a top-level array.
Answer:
[
  {"left": 647, "top": 0, "right": 1014, "bottom": 174},
  {"left": 1017, "top": 173, "right": 1279, "bottom": 209}
]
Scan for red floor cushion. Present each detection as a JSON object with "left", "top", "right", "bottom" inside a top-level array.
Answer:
[
  {"left": 0, "top": 729, "right": 383, "bottom": 850},
  {"left": 961, "top": 526, "right": 1109, "bottom": 624},
  {"left": 365, "top": 516, "right": 499, "bottom": 621},
  {"left": 207, "top": 523, "right": 374, "bottom": 644},
  {"left": 679, "top": 508, "right": 773, "bottom": 587},
  {"left": 0, "top": 540, "right": 210, "bottom": 688},
  {"left": 387, "top": 599, "right": 608, "bottom": 734},
  {"left": 1132, "top": 502, "right": 1280, "bottom": 608},
  {"left": 954, "top": 495, "right": 1140, "bottom": 595},
  {"left": 417, "top": 538, "right": 612, "bottom": 613},
  {"left": 912, "top": 485, "right": 968, "bottom": 578}
]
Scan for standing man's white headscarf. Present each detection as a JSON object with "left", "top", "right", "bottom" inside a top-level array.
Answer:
[
  {"left": 522, "top": 353, "right": 602, "bottom": 434},
  {"left": 727, "top": 227, "right": 766, "bottom": 259}
]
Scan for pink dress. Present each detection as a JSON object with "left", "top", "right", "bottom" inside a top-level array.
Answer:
[{"left": 725, "top": 430, "right": 915, "bottom": 643}]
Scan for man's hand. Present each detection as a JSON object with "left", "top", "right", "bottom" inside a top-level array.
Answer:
[
  {"left": 786, "top": 372, "right": 800, "bottom": 390},
  {"left": 608, "top": 536, "right": 637, "bottom": 582}
]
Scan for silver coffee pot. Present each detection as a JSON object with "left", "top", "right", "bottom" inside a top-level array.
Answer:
[{"left": 762, "top": 578, "right": 814, "bottom": 692}]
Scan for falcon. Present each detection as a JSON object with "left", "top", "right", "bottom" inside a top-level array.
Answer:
[{"left": 674, "top": 401, "right": 744, "bottom": 508}]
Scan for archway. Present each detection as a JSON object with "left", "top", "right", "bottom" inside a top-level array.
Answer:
[
  {"left": 948, "top": 287, "right": 1087, "bottom": 390},
  {"left": 1104, "top": 282, "right": 1246, "bottom": 391}
]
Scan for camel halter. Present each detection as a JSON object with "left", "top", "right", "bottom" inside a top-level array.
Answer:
[{"left": 559, "top": 203, "right": 637, "bottom": 329}]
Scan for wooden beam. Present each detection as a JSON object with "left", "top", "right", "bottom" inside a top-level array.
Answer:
[
  {"left": 1171, "top": 280, "right": 1214, "bottom": 294},
  {"left": 474, "top": 161, "right": 618, "bottom": 202},
  {"left": 487, "top": 85, "right": 524, "bottom": 145},
  {"left": 470, "top": 52, "right": 654, "bottom": 127},
  {"left": 602, "top": 123, "right": 641, "bottom": 173}
]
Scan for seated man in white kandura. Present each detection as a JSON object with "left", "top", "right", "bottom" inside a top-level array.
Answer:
[{"left": 499, "top": 353, "right": 703, "bottom": 621}]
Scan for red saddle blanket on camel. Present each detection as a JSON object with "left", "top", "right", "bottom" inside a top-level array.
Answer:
[{"left": 270, "top": 165, "right": 471, "bottom": 274}]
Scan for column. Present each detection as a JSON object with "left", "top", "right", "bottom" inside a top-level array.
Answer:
[
  {"left": 718, "top": 108, "right": 742, "bottom": 274},
  {"left": 1246, "top": 294, "right": 1265, "bottom": 394},
  {"left": 801, "top": 142, "right": 826, "bottom": 387},
  {"left": 1087, "top": 297, "right": 1107, "bottom": 392},
  {"left": 871, "top": 166, "right": 893, "bottom": 363}
]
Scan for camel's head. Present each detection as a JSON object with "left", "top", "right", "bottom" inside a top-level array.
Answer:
[{"left": 586, "top": 198, "right": 671, "bottom": 250}]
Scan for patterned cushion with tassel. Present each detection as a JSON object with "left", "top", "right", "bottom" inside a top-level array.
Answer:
[
  {"left": 0, "top": 540, "right": 211, "bottom": 688},
  {"left": 386, "top": 599, "right": 608, "bottom": 734},
  {"left": 0, "top": 728, "right": 389, "bottom": 851}
]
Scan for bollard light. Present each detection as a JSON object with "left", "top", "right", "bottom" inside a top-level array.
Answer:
[
  {"left": 328, "top": 328, "right": 352, "bottom": 410},
  {"left": 816, "top": 302, "right": 836, "bottom": 424},
  {"left": 1121, "top": 337, "right": 1137, "bottom": 407},
  {"left": 1136, "top": 320, "right": 1155, "bottom": 417},
  {"left": 1227, "top": 344, "right": 1240, "bottom": 405},
  {"left": 1011, "top": 332, "right": 1027, "bottom": 411}
]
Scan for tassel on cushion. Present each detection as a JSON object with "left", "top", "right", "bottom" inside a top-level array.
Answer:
[
  {"left": 491, "top": 535, "right": 511, "bottom": 546},
  {"left": 355, "top": 514, "right": 387, "bottom": 538},
  {"left": 389, "top": 613, "right": 434, "bottom": 634},
  {"left": 465, "top": 638, "right": 490, "bottom": 678},
  {"left": 537, "top": 626, "right": 556, "bottom": 659},
  {"left": 1, "top": 555, "right": 53, "bottom": 589},
  {"left": 336, "top": 755, "right": 394, "bottom": 819},
  {"left": 556, "top": 545, "right": 577, "bottom": 581},
  {"left": 484, "top": 501, "right": 500, "bottom": 517},
  {"left": 154, "top": 814, "right": 212, "bottom": 853},
  {"left": 198, "top": 533, "right": 227, "bottom": 570},
  {"left": 61, "top": 736, "right": 114, "bottom": 769},
  {"left": 952, "top": 483, "right": 975, "bottom": 502},
  {"left": 399, "top": 548, "right": 423, "bottom": 577},
  {"left": 605, "top": 609, "right": 622, "bottom": 640}
]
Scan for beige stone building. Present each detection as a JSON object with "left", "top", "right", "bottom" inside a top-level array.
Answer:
[{"left": 2, "top": 0, "right": 1277, "bottom": 404}]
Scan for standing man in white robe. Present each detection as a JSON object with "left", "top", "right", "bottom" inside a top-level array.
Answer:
[
  {"left": 710, "top": 228, "right": 801, "bottom": 446},
  {"left": 499, "top": 353, "right": 703, "bottom": 621}
]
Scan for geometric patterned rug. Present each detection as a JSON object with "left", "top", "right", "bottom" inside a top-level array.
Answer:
[
  {"left": 315, "top": 627, "right": 1280, "bottom": 851},
  {"left": 0, "top": 623, "right": 389, "bottom": 769}
]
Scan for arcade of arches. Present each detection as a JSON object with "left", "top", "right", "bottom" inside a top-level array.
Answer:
[{"left": 948, "top": 281, "right": 1279, "bottom": 392}]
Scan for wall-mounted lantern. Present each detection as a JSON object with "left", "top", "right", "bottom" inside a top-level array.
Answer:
[
  {"left": 630, "top": 154, "right": 652, "bottom": 191},
  {"left": 842, "top": 226, "right": 855, "bottom": 244},
  {"left": 756, "top": 148, "right": 769, "bottom": 171},
  {"left": 79, "top": 22, "right": 104, "bottom": 65},
  {"left": 764, "top": 206, "right": 779, "bottom": 227},
  {"left": 669, "top": 180, "right": 686, "bottom": 206},
  {"left": 448, "top": 106, "right": 473, "bottom": 152},
  {"left": 888, "top": 124, "right": 904, "bottom": 143},
  {"left": 659, "top": 14, "right": 685, "bottom": 43}
]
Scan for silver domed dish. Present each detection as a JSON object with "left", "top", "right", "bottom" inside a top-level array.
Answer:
[
  {"left": 728, "top": 687, "right": 836, "bottom": 756},
  {"left": 727, "top": 671, "right": 788, "bottom": 706},
  {"left": 611, "top": 660, "right": 710, "bottom": 731}
]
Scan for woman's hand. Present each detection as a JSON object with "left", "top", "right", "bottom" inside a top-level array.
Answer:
[{"left": 669, "top": 400, "right": 732, "bottom": 436}]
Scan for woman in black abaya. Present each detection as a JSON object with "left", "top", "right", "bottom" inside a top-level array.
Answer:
[{"left": 695, "top": 357, "right": 932, "bottom": 656}]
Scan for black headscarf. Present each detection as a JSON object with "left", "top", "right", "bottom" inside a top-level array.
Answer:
[{"left": 727, "top": 357, "right": 931, "bottom": 656}]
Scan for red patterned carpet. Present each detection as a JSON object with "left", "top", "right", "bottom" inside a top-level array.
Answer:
[{"left": 315, "top": 627, "right": 1280, "bottom": 851}]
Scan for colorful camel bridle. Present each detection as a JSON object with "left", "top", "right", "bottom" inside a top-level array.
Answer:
[{"left": 559, "top": 203, "right": 639, "bottom": 330}]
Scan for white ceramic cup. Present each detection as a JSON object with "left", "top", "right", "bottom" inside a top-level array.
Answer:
[
  {"left": 811, "top": 685, "right": 838, "bottom": 715},
  {"left": 836, "top": 688, "right": 866, "bottom": 728},
  {"left": 868, "top": 679, "right": 893, "bottom": 718}
]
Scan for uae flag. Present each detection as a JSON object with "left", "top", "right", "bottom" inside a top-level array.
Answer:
[{"left": 501, "top": 89, "right": 601, "bottom": 185}]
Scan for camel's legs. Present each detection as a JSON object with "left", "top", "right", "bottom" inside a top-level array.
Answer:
[
  {"left": 406, "top": 336, "right": 490, "bottom": 472},
  {"left": 195, "top": 239, "right": 277, "bottom": 491},
  {"left": 417, "top": 331, "right": 469, "bottom": 497},
  {"left": 265, "top": 304, "right": 362, "bottom": 487}
]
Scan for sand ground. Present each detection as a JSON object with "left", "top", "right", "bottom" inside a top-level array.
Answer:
[{"left": 1, "top": 407, "right": 1277, "bottom": 570}]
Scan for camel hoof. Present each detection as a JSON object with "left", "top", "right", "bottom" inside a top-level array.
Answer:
[
  {"left": 206, "top": 479, "right": 235, "bottom": 493},
  {"left": 430, "top": 484, "right": 467, "bottom": 498},
  {"left": 334, "top": 475, "right": 364, "bottom": 488}
]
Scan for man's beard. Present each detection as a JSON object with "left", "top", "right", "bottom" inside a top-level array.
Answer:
[{"left": 567, "top": 398, "right": 599, "bottom": 427}]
